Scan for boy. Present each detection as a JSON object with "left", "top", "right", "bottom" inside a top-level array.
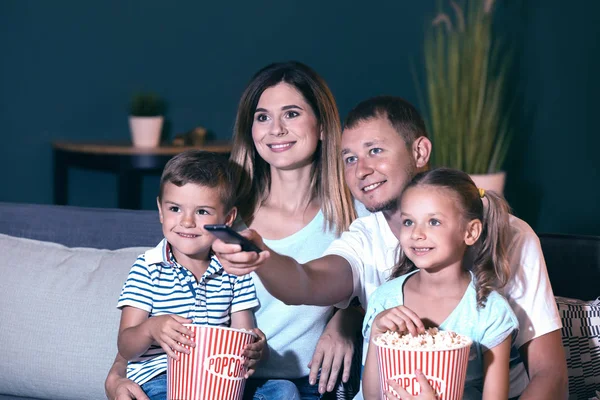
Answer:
[{"left": 117, "top": 150, "right": 259, "bottom": 400}]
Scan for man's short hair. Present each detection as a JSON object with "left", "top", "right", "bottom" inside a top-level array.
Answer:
[
  {"left": 159, "top": 150, "right": 236, "bottom": 211},
  {"left": 343, "top": 95, "right": 428, "bottom": 148}
]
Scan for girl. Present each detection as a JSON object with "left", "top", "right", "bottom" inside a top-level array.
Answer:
[{"left": 362, "top": 168, "right": 518, "bottom": 400}]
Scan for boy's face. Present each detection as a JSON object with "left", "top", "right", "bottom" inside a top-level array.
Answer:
[
  {"left": 157, "top": 182, "right": 236, "bottom": 266},
  {"left": 341, "top": 117, "right": 419, "bottom": 213}
]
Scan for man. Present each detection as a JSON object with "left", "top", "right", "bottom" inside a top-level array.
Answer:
[{"left": 215, "top": 96, "right": 568, "bottom": 399}]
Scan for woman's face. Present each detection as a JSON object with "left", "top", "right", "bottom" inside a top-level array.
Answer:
[{"left": 251, "top": 82, "right": 321, "bottom": 171}]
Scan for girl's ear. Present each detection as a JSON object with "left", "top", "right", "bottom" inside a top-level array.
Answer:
[
  {"left": 225, "top": 206, "right": 238, "bottom": 227},
  {"left": 156, "top": 197, "right": 164, "bottom": 223},
  {"left": 464, "top": 219, "right": 482, "bottom": 246}
]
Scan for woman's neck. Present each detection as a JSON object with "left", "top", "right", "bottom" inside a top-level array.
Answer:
[
  {"left": 250, "top": 164, "right": 321, "bottom": 239},
  {"left": 264, "top": 164, "right": 317, "bottom": 213}
]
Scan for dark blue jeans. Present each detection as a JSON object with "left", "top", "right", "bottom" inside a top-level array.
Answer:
[
  {"left": 243, "top": 376, "right": 322, "bottom": 400},
  {"left": 140, "top": 373, "right": 322, "bottom": 400},
  {"left": 141, "top": 372, "right": 167, "bottom": 400}
]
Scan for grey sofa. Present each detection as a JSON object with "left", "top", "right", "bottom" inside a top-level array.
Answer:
[
  {"left": 1, "top": 202, "right": 598, "bottom": 399},
  {"left": 0, "top": 202, "right": 162, "bottom": 400},
  {"left": 0, "top": 202, "right": 357, "bottom": 400}
]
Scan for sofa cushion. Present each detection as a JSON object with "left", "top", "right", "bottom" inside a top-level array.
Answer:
[
  {"left": 0, "top": 202, "right": 162, "bottom": 250},
  {"left": 0, "top": 233, "right": 149, "bottom": 400},
  {"left": 556, "top": 296, "right": 600, "bottom": 399}
]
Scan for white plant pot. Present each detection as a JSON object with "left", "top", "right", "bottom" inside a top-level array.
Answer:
[
  {"left": 469, "top": 171, "right": 506, "bottom": 195},
  {"left": 129, "top": 116, "right": 164, "bottom": 148}
]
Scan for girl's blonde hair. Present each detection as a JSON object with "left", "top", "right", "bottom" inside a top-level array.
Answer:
[
  {"left": 390, "top": 167, "right": 511, "bottom": 308},
  {"left": 229, "top": 61, "right": 356, "bottom": 235}
]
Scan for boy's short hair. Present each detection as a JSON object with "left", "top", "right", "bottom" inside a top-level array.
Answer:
[
  {"left": 343, "top": 95, "right": 428, "bottom": 148},
  {"left": 159, "top": 150, "right": 236, "bottom": 211}
]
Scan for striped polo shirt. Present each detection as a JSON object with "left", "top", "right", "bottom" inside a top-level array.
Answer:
[{"left": 117, "top": 238, "right": 259, "bottom": 385}]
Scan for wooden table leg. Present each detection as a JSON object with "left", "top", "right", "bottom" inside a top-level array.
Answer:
[
  {"left": 117, "top": 171, "right": 142, "bottom": 210},
  {"left": 53, "top": 149, "right": 69, "bottom": 205}
]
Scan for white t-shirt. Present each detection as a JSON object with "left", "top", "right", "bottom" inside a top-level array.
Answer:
[
  {"left": 324, "top": 211, "right": 562, "bottom": 397},
  {"left": 252, "top": 210, "right": 336, "bottom": 379}
]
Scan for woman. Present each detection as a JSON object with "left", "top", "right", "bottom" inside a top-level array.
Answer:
[{"left": 105, "top": 61, "right": 361, "bottom": 400}]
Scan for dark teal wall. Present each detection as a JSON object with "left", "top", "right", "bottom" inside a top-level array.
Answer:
[
  {"left": 503, "top": 1, "right": 600, "bottom": 235},
  {"left": 1, "top": 1, "right": 598, "bottom": 235}
]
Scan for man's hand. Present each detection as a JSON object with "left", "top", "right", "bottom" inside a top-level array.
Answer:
[
  {"left": 308, "top": 327, "right": 354, "bottom": 394},
  {"left": 308, "top": 307, "right": 363, "bottom": 394},
  {"left": 372, "top": 305, "right": 425, "bottom": 337},
  {"left": 145, "top": 315, "right": 194, "bottom": 359},
  {"left": 385, "top": 370, "right": 438, "bottom": 400},
  {"left": 242, "top": 327, "right": 268, "bottom": 378},
  {"left": 212, "top": 229, "right": 270, "bottom": 276}
]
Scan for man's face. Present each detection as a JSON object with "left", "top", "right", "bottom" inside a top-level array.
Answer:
[{"left": 341, "top": 117, "right": 417, "bottom": 213}]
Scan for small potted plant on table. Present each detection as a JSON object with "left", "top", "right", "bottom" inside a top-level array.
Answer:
[{"left": 128, "top": 92, "right": 165, "bottom": 148}]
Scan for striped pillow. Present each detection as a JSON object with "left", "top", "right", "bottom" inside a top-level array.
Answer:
[{"left": 556, "top": 296, "right": 600, "bottom": 400}]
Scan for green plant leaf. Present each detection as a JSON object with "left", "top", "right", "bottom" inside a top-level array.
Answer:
[
  {"left": 129, "top": 92, "right": 164, "bottom": 117},
  {"left": 416, "top": 0, "right": 512, "bottom": 174}
]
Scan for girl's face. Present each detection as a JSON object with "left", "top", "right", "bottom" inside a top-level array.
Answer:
[
  {"left": 251, "top": 82, "right": 321, "bottom": 171},
  {"left": 399, "top": 185, "right": 473, "bottom": 272}
]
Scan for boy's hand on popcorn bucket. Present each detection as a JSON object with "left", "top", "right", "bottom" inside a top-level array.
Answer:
[
  {"left": 212, "top": 229, "right": 271, "bottom": 276},
  {"left": 373, "top": 305, "right": 425, "bottom": 337},
  {"left": 386, "top": 370, "right": 438, "bottom": 400},
  {"left": 242, "top": 327, "right": 267, "bottom": 378},
  {"left": 145, "top": 314, "right": 194, "bottom": 360}
]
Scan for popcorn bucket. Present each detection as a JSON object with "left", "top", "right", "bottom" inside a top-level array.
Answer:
[
  {"left": 167, "top": 325, "right": 256, "bottom": 400},
  {"left": 375, "top": 334, "right": 472, "bottom": 400}
]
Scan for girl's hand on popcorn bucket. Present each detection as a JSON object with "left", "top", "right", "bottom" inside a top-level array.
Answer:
[
  {"left": 373, "top": 305, "right": 425, "bottom": 337},
  {"left": 386, "top": 370, "right": 438, "bottom": 400}
]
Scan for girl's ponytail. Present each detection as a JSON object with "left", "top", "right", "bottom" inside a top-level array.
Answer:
[{"left": 471, "top": 189, "right": 512, "bottom": 307}]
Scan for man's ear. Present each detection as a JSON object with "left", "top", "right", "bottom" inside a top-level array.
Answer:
[
  {"left": 412, "top": 136, "right": 432, "bottom": 169},
  {"left": 156, "top": 197, "right": 164, "bottom": 223},
  {"left": 225, "top": 206, "right": 238, "bottom": 227},
  {"left": 464, "top": 219, "right": 482, "bottom": 246}
]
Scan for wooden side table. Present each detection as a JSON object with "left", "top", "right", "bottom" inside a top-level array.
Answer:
[{"left": 52, "top": 141, "right": 232, "bottom": 210}]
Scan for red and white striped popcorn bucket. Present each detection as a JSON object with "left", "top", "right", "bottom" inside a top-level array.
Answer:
[
  {"left": 167, "top": 325, "right": 256, "bottom": 400},
  {"left": 375, "top": 334, "right": 472, "bottom": 400}
]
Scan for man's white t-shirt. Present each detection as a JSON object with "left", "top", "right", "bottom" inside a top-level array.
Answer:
[{"left": 324, "top": 211, "right": 562, "bottom": 398}]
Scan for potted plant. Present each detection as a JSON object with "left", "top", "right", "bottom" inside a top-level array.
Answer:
[
  {"left": 416, "top": 0, "right": 512, "bottom": 193},
  {"left": 128, "top": 92, "right": 165, "bottom": 148}
]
